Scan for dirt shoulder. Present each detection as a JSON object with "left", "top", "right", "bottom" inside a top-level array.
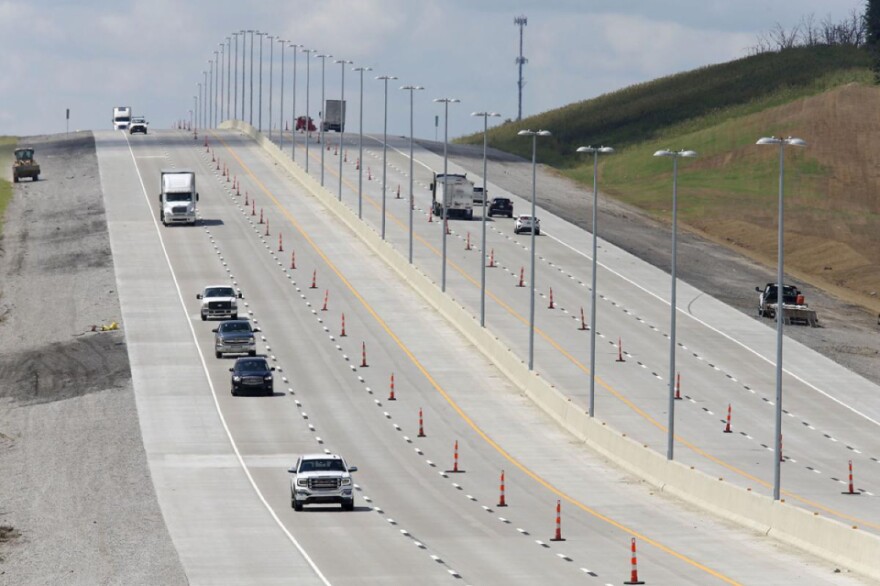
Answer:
[
  {"left": 0, "top": 133, "right": 186, "bottom": 584},
  {"left": 422, "top": 139, "right": 880, "bottom": 387}
]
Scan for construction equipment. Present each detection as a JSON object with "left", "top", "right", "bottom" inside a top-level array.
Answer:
[
  {"left": 12, "top": 147, "right": 40, "bottom": 183},
  {"left": 756, "top": 283, "right": 819, "bottom": 326}
]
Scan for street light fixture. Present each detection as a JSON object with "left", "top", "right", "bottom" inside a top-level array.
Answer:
[
  {"left": 576, "top": 145, "right": 615, "bottom": 417},
  {"left": 518, "top": 129, "right": 551, "bottom": 370},
  {"left": 756, "top": 135, "right": 806, "bottom": 501},
  {"left": 278, "top": 39, "right": 286, "bottom": 150},
  {"left": 209, "top": 58, "right": 215, "bottom": 129},
  {"left": 353, "top": 66, "right": 372, "bottom": 219},
  {"left": 377, "top": 75, "right": 398, "bottom": 238},
  {"left": 202, "top": 70, "right": 208, "bottom": 129},
  {"left": 434, "top": 97, "right": 461, "bottom": 292},
  {"left": 402, "top": 85, "right": 425, "bottom": 263},
  {"left": 290, "top": 43, "right": 302, "bottom": 160},
  {"left": 316, "top": 53, "right": 333, "bottom": 186},
  {"left": 301, "top": 47, "right": 313, "bottom": 173},
  {"left": 225, "top": 37, "right": 231, "bottom": 121},
  {"left": 257, "top": 32, "right": 266, "bottom": 132},
  {"left": 219, "top": 44, "right": 224, "bottom": 124},
  {"left": 653, "top": 148, "right": 697, "bottom": 460},
  {"left": 232, "top": 32, "right": 240, "bottom": 119},
  {"left": 240, "top": 30, "right": 246, "bottom": 120},
  {"left": 473, "top": 111, "right": 501, "bottom": 327},
  {"left": 248, "top": 30, "right": 256, "bottom": 125},
  {"left": 336, "top": 59, "right": 353, "bottom": 201}
]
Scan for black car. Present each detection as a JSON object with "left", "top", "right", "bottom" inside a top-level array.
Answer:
[
  {"left": 488, "top": 197, "right": 513, "bottom": 218},
  {"left": 230, "top": 356, "right": 275, "bottom": 396}
]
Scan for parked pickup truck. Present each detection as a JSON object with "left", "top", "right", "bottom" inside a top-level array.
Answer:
[
  {"left": 756, "top": 283, "right": 818, "bottom": 326},
  {"left": 288, "top": 454, "right": 358, "bottom": 511},
  {"left": 197, "top": 285, "right": 242, "bottom": 321}
]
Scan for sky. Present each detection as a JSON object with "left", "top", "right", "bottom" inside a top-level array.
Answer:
[{"left": 0, "top": 0, "right": 867, "bottom": 140}]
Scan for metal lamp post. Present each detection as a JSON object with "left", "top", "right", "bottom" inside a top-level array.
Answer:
[
  {"left": 267, "top": 34, "right": 274, "bottom": 138},
  {"left": 232, "top": 33, "right": 240, "bottom": 120},
  {"left": 219, "top": 44, "right": 224, "bottom": 123},
  {"left": 336, "top": 59, "right": 353, "bottom": 201},
  {"left": 240, "top": 30, "right": 246, "bottom": 119},
  {"left": 434, "top": 97, "right": 461, "bottom": 292},
  {"left": 278, "top": 39, "right": 285, "bottom": 150},
  {"left": 316, "top": 53, "right": 332, "bottom": 186},
  {"left": 518, "top": 129, "right": 551, "bottom": 370},
  {"left": 473, "top": 111, "right": 501, "bottom": 326},
  {"left": 301, "top": 47, "right": 313, "bottom": 172},
  {"left": 289, "top": 44, "right": 301, "bottom": 159},
  {"left": 377, "top": 75, "right": 398, "bottom": 238},
  {"left": 195, "top": 89, "right": 200, "bottom": 134},
  {"left": 653, "top": 148, "right": 697, "bottom": 460},
  {"left": 402, "top": 85, "right": 425, "bottom": 263},
  {"left": 257, "top": 32, "right": 266, "bottom": 131},
  {"left": 756, "top": 135, "right": 806, "bottom": 501},
  {"left": 225, "top": 37, "right": 231, "bottom": 121},
  {"left": 209, "top": 58, "right": 214, "bottom": 129},
  {"left": 202, "top": 71, "right": 207, "bottom": 129},
  {"left": 248, "top": 30, "right": 255, "bottom": 125},
  {"left": 575, "top": 145, "right": 615, "bottom": 417},
  {"left": 353, "top": 66, "right": 372, "bottom": 219}
]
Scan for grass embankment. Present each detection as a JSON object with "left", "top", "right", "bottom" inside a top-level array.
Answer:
[
  {"left": 0, "top": 136, "right": 16, "bottom": 238},
  {"left": 461, "top": 45, "right": 880, "bottom": 308}
]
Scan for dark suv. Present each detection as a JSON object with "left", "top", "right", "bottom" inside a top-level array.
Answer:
[
  {"left": 213, "top": 319, "right": 259, "bottom": 358},
  {"left": 230, "top": 356, "right": 275, "bottom": 396},
  {"left": 488, "top": 197, "right": 513, "bottom": 218}
]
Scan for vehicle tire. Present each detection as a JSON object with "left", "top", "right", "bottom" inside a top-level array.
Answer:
[
  {"left": 215, "top": 351, "right": 222, "bottom": 359},
  {"left": 536, "top": 229, "right": 541, "bottom": 236},
  {"left": 293, "top": 498, "right": 303, "bottom": 512},
  {"left": 231, "top": 313, "right": 238, "bottom": 320},
  {"left": 33, "top": 175, "right": 38, "bottom": 181},
  {"left": 488, "top": 211, "right": 493, "bottom": 218},
  {"left": 248, "top": 350, "right": 257, "bottom": 357},
  {"left": 13, "top": 175, "right": 18, "bottom": 183},
  {"left": 231, "top": 388, "right": 238, "bottom": 396},
  {"left": 342, "top": 499, "right": 354, "bottom": 511},
  {"left": 201, "top": 313, "right": 207, "bottom": 321}
]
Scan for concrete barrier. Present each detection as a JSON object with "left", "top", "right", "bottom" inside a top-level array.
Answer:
[{"left": 220, "top": 121, "right": 880, "bottom": 580}]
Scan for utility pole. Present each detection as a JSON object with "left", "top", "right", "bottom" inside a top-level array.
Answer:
[{"left": 514, "top": 15, "right": 528, "bottom": 121}]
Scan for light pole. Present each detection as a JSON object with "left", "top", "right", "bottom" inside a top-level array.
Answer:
[
  {"left": 195, "top": 89, "right": 200, "bottom": 134},
  {"left": 518, "top": 129, "right": 551, "bottom": 370},
  {"left": 336, "top": 59, "right": 353, "bottom": 201},
  {"left": 290, "top": 44, "right": 302, "bottom": 160},
  {"left": 473, "top": 111, "right": 501, "bottom": 326},
  {"left": 232, "top": 32, "right": 239, "bottom": 120},
  {"left": 240, "top": 30, "right": 246, "bottom": 119},
  {"left": 257, "top": 31, "right": 266, "bottom": 132},
  {"left": 756, "top": 135, "right": 806, "bottom": 501},
  {"left": 248, "top": 29, "right": 256, "bottom": 125},
  {"left": 226, "top": 37, "right": 231, "bottom": 121},
  {"left": 213, "top": 51, "right": 219, "bottom": 126},
  {"left": 301, "top": 47, "right": 313, "bottom": 173},
  {"left": 219, "top": 44, "right": 224, "bottom": 123},
  {"left": 653, "top": 148, "right": 697, "bottom": 459},
  {"left": 576, "top": 145, "right": 615, "bottom": 417},
  {"left": 209, "top": 58, "right": 214, "bottom": 129},
  {"left": 316, "top": 53, "right": 332, "bottom": 186},
  {"left": 377, "top": 75, "right": 398, "bottom": 238},
  {"left": 267, "top": 34, "right": 274, "bottom": 139},
  {"left": 278, "top": 39, "right": 285, "bottom": 150},
  {"left": 434, "top": 97, "right": 460, "bottom": 292},
  {"left": 402, "top": 85, "right": 425, "bottom": 263},
  {"left": 353, "top": 66, "right": 372, "bottom": 219},
  {"left": 202, "top": 71, "right": 208, "bottom": 130}
]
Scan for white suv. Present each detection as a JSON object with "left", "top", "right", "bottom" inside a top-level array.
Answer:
[
  {"left": 288, "top": 454, "right": 357, "bottom": 511},
  {"left": 197, "top": 285, "right": 242, "bottom": 321},
  {"left": 514, "top": 214, "right": 540, "bottom": 235}
]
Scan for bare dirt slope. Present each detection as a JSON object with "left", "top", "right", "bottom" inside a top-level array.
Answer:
[
  {"left": 422, "top": 132, "right": 880, "bottom": 387},
  {"left": 0, "top": 133, "right": 186, "bottom": 584}
]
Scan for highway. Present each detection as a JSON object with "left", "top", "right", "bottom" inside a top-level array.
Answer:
[{"left": 94, "top": 126, "right": 875, "bottom": 584}]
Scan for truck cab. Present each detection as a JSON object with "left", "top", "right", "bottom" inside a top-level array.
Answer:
[
  {"left": 113, "top": 106, "right": 132, "bottom": 130},
  {"left": 159, "top": 169, "right": 198, "bottom": 226}
]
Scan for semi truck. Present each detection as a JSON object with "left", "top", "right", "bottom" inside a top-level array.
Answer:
[
  {"left": 430, "top": 173, "right": 475, "bottom": 220},
  {"left": 158, "top": 169, "right": 198, "bottom": 226},
  {"left": 322, "top": 99, "right": 346, "bottom": 132},
  {"left": 113, "top": 106, "right": 132, "bottom": 130}
]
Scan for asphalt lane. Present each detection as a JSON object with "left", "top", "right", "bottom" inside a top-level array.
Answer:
[{"left": 97, "top": 127, "right": 871, "bottom": 584}]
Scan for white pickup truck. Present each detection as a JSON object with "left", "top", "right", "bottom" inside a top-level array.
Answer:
[
  {"left": 288, "top": 454, "right": 357, "bottom": 511},
  {"left": 196, "top": 285, "right": 242, "bottom": 321}
]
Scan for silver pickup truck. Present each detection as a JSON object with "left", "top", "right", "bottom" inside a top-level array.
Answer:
[{"left": 288, "top": 454, "right": 357, "bottom": 511}]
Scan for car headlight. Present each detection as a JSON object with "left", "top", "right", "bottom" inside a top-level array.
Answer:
[
  {"left": 232, "top": 375, "right": 242, "bottom": 382},
  {"left": 248, "top": 336, "right": 255, "bottom": 343},
  {"left": 264, "top": 375, "right": 273, "bottom": 381},
  {"left": 342, "top": 477, "right": 351, "bottom": 485},
  {"left": 296, "top": 478, "right": 308, "bottom": 486}
]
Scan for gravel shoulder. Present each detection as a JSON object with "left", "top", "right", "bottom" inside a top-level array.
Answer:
[
  {"left": 421, "top": 139, "right": 880, "bottom": 387},
  {"left": 0, "top": 133, "right": 186, "bottom": 584}
]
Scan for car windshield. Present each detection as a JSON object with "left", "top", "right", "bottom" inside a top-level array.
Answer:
[
  {"left": 236, "top": 359, "right": 267, "bottom": 371},
  {"left": 221, "top": 321, "right": 251, "bottom": 332},
  {"left": 206, "top": 287, "right": 235, "bottom": 297},
  {"left": 166, "top": 193, "right": 193, "bottom": 202},
  {"left": 299, "top": 459, "right": 346, "bottom": 473}
]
